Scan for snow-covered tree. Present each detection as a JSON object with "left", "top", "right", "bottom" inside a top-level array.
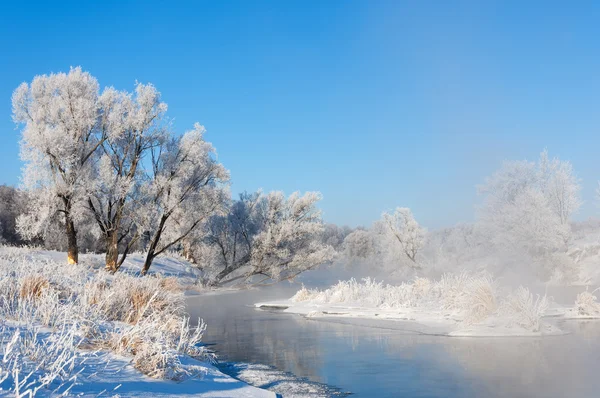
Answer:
[
  {"left": 140, "top": 123, "right": 230, "bottom": 275},
  {"left": 198, "top": 191, "right": 335, "bottom": 285},
  {"left": 322, "top": 224, "right": 353, "bottom": 250},
  {"left": 244, "top": 191, "right": 336, "bottom": 283},
  {"left": 87, "top": 82, "right": 167, "bottom": 272},
  {"left": 380, "top": 207, "right": 426, "bottom": 266},
  {"left": 12, "top": 68, "right": 104, "bottom": 264},
  {"left": 480, "top": 186, "right": 569, "bottom": 254},
  {"left": 198, "top": 191, "right": 264, "bottom": 280},
  {"left": 0, "top": 185, "right": 29, "bottom": 245},
  {"left": 538, "top": 149, "right": 581, "bottom": 225},
  {"left": 478, "top": 150, "right": 580, "bottom": 253},
  {"left": 342, "top": 229, "right": 375, "bottom": 260}
]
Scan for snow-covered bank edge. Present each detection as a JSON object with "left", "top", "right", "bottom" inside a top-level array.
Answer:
[
  {"left": 254, "top": 301, "right": 564, "bottom": 337},
  {"left": 253, "top": 275, "right": 579, "bottom": 338},
  {"left": 1, "top": 320, "right": 274, "bottom": 398}
]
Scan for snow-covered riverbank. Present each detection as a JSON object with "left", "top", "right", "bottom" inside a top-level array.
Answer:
[
  {"left": 255, "top": 276, "right": 600, "bottom": 337},
  {"left": 0, "top": 246, "right": 274, "bottom": 397}
]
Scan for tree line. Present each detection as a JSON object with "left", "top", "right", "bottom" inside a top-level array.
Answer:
[{"left": 8, "top": 68, "right": 337, "bottom": 284}]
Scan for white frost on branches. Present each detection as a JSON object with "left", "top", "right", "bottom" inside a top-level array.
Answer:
[
  {"left": 379, "top": 207, "right": 426, "bottom": 266},
  {"left": 478, "top": 150, "right": 580, "bottom": 254},
  {"left": 12, "top": 68, "right": 102, "bottom": 255},
  {"left": 199, "top": 191, "right": 335, "bottom": 285},
  {"left": 140, "top": 123, "right": 230, "bottom": 274}
]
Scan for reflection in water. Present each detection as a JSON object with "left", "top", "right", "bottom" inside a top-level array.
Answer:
[{"left": 187, "top": 287, "right": 600, "bottom": 398}]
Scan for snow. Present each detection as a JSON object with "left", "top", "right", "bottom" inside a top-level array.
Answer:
[
  {"left": 0, "top": 246, "right": 274, "bottom": 397},
  {"left": 1, "top": 322, "right": 273, "bottom": 398},
  {"left": 218, "top": 363, "right": 348, "bottom": 398},
  {"left": 255, "top": 300, "right": 565, "bottom": 337}
]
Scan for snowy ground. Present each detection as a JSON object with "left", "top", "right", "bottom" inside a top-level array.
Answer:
[{"left": 1, "top": 321, "right": 274, "bottom": 398}]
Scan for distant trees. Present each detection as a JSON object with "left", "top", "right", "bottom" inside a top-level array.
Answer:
[
  {"left": 478, "top": 150, "right": 580, "bottom": 254},
  {"left": 380, "top": 207, "right": 426, "bottom": 265},
  {"left": 0, "top": 185, "right": 29, "bottom": 246},
  {"left": 337, "top": 151, "right": 582, "bottom": 283},
  {"left": 342, "top": 229, "right": 374, "bottom": 260},
  {"left": 339, "top": 207, "right": 426, "bottom": 276}
]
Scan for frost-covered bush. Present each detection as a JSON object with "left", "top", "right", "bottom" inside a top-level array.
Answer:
[
  {"left": 430, "top": 272, "right": 498, "bottom": 324},
  {"left": 0, "top": 248, "right": 212, "bottom": 389},
  {"left": 291, "top": 273, "right": 497, "bottom": 321},
  {"left": 291, "top": 273, "right": 549, "bottom": 331},
  {"left": 499, "top": 287, "right": 549, "bottom": 332},
  {"left": 574, "top": 288, "right": 600, "bottom": 317}
]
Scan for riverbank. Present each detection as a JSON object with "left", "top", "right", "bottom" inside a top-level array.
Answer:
[
  {"left": 255, "top": 276, "right": 600, "bottom": 337},
  {"left": 0, "top": 246, "right": 274, "bottom": 397}
]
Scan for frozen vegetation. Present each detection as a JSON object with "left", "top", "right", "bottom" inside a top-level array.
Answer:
[
  {"left": 0, "top": 246, "right": 274, "bottom": 397},
  {"left": 257, "top": 274, "right": 561, "bottom": 337}
]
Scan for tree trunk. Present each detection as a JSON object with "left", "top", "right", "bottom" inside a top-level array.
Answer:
[
  {"left": 141, "top": 230, "right": 161, "bottom": 275},
  {"left": 105, "top": 230, "right": 119, "bottom": 272},
  {"left": 141, "top": 215, "right": 169, "bottom": 275},
  {"left": 65, "top": 214, "right": 78, "bottom": 265}
]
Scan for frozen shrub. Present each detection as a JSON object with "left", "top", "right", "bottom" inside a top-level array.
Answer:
[
  {"left": 575, "top": 288, "right": 600, "bottom": 316},
  {"left": 430, "top": 272, "right": 497, "bottom": 323},
  {"left": 160, "top": 276, "right": 182, "bottom": 292},
  {"left": 460, "top": 275, "right": 497, "bottom": 324},
  {"left": 500, "top": 287, "right": 548, "bottom": 331},
  {"left": 291, "top": 285, "right": 313, "bottom": 302},
  {"left": 19, "top": 275, "right": 49, "bottom": 299},
  {"left": 412, "top": 277, "right": 432, "bottom": 299},
  {"left": 288, "top": 273, "right": 554, "bottom": 330},
  {"left": 0, "top": 324, "right": 80, "bottom": 397}
]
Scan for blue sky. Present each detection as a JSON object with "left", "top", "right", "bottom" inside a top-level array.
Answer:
[{"left": 2, "top": 1, "right": 600, "bottom": 228}]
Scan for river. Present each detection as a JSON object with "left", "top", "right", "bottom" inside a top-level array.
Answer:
[{"left": 186, "top": 284, "right": 600, "bottom": 398}]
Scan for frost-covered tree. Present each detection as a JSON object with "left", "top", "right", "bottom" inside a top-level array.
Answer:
[
  {"left": 140, "top": 123, "right": 230, "bottom": 275},
  {"left": 538, "top": 149, "right": 581, "bottom": 225},
  {"left": 87, "top": 83, "right": 167, "bottom": 272},
  {"left": 0, "top": 185, "right": 29, "bottom": 245},
  {"left": 322, "top": 224, "right": 353, "bottom": 250},
  {"left": 380, "top": 207, "right": 426, "bottom": 265},
  {"left": 197, "top": 191, "right": 264, "bottom": 279},
  {"left": 243, "top": 191, "right": 336, "bottom": 283},
  {"left": 342, "top": 229, "right": 375, "bottom": 260},
  {"left": 478, "top": 150, "right": 580, "bottom": 253},
  {"left": 198, "top": 191, "right": 335, "bottom": 285},
  {"left": 480, "top": 187, "right": 569, "bottom": 254},
  {"left": 12, "top": 68, "right": 104, "bottom": 264},
  {"left": 477, "top": 150, "right": 581, "bottom": 281}
]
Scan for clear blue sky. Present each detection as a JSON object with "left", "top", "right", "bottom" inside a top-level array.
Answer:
[{"left": 2, "top": 0, "right": 600, "bottom": 228}]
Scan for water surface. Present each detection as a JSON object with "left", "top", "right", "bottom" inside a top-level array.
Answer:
[{"left": 187, "top": 286, "right": 600, "bottom": 397}]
